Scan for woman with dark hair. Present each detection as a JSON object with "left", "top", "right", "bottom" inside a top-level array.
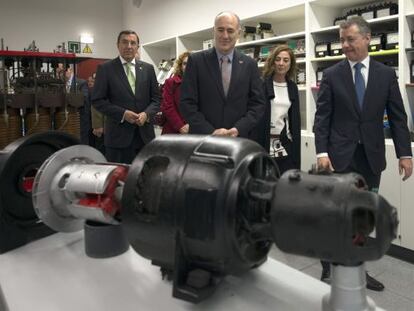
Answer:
[
  {"left": 256, "top": 45, "right": 301, "bottom": 174},
  {"left": 161, "top": 51, "right": 190, "bottom": 134}
]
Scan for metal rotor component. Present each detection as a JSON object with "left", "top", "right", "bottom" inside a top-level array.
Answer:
[
  {"left": 32, "top": 145, "right": 108, "bottom": 232},
  {"left": 0, "top": 131, "right": 79, "bottom": 224},
  {"left": 0, "top": 131, "right": 79, "bottom": 254}
]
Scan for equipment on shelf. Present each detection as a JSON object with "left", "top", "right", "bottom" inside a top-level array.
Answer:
[
  {"left": 315, "top": 42, "right": 330, "bottom": 58},
  {"left": 156, "top": 59, "right": 174, "bottom": 85},
  {"left": 385, "top": 31, "right": 399, "bottom": 50},
  {"left": 288, "top": 38, "right": 306, "bottom": 58},
  {"left": 360, "top": 5, "right": 376, "bottom": 20},
  {"left": 316, "top": 67, "right": 326, "bottom": 86},
  {"left": 237, "top": 47, "right": 258, "bottom": 60},
  {"left": 202, "top": 39, "right": 213, "bottom": 50},
  {"left": 329, "top": 41, "right": 343, "bottom": 56},
  {"left": 30, "top": 135, "right": 396, "bottom": 310},
  {"left": 376, "top": 2, "right": 398, "bottom": 18},
  {"left": 256, "top": 22, "right": 274, "bottom": 39},
  {"left": 369, "top": 33, "right": 384, "bottom": 52},
  {"left": 240, "top": 26, "right": 256, "bottom": 43},
  {"left": 333, "top": 16, "right": 347, "bottom": 26},
  {"left": 0, "top": 131, "right": 79, "bottom": 254},
  {"left": 296, "top": 67, "right": 306, "bottom": 86},
  {"left": 259, "top": 45, "right": 274, "bottom": 61},
  {"left": 332, "top": 1, "right": 398, "bottom": 25}
]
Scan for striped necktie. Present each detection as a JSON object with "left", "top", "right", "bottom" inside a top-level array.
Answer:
[{"left": 125, "top": 62, "right": 135, "bottom": 94}]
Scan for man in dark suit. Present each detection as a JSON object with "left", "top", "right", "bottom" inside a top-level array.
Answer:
[
  {"left": 180, "top": 11, "right": 265, "bottom": 139},
  {"left": 60, "top": 64, "right": 91, "bottom": 145},
  {"left": 92, "top": 30, "right": 160, "bottom": 164},
  {"left": 314, "top": 17, "right": 412, "bottom": 291}
]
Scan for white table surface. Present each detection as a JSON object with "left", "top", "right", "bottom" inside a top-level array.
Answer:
[{"left": 0, "top": 232, "right": 383, "bottom": 311}]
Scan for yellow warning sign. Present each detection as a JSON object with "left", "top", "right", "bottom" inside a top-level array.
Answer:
[{"left": 83, "top": 44, "right": 92, "bottom": 53}]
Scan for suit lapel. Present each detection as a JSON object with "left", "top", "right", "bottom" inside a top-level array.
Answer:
[
  {"left": 113, "top": 58, "right": 135, "bottom": 98},
  {"left": 340, "top": 60, "right": 361, "bottom": 117},
  {"left": 363, "top": 59, "right": 378, "bottom": 114},
  {"left": 134, "top": 61, "right": 143, "bottom": 99},
  {"left": 228, "top": 50, "right": 242, "bottom": 98},
  {"left": 206, "top": 48, "right": 226, "bottom": 100}
]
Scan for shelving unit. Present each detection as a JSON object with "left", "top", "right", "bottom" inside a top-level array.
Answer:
[{"left": 141, "top": 0, "right": 414, "bottom": 252}]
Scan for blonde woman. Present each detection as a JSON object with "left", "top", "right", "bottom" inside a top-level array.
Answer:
[{"left": 161, "top": 51, "right": 190, "bottom": 134}]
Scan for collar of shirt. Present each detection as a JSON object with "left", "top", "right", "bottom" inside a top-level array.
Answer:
[
  {"left": 216, "top": 49, "right": 234, "bottom": 64},
  {"left": 119, "top": 55, "right": 136, "bottom": 66},
  {"left": 348, "top": 55, "right": 369, "bottom": 86},
  {"left": 348, "top": 55, "right": 370, "bottom": 72}
]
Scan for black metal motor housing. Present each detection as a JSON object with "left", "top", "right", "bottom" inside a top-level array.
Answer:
[
  {"left": 271, "top": 170, "right": 398, "bottom": 266},
  {"left": 122, "top": 135, "right": 278, "bottom": 302},
  {"left": 0, "top": 131, "right": 79, "bottom": 253}
]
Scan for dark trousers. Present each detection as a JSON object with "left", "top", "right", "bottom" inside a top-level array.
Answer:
[
  {"left": 336, "top": 144, "right": 381, "bottom": 191},
  {"left": 92, "top": 135, "right": 105, "bottom": 155},
  {"left": 274, "top": 155, "right": 295, "bottom": 175},
  {"left": 105, "top": 131, "right": 144, "bottom": 164},
  {"left": 322, "top": 144, "right": 381, "bottom": 273}
]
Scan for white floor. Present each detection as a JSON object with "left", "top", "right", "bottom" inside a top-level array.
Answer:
[{"left": 269, "top": 246, "right": 414, "bottom": 311}]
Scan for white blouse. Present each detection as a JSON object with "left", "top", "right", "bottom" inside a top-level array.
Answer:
[{"left": 270, "top": 81, "right": 291, "bottom": 138}]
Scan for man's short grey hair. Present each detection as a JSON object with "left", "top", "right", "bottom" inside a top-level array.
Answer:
[
  {"left": 339, "top": 16, "right": 371, "bottom": 36},
  {"left": 214, "top": 11, "right": 241, "bottom": 30}
]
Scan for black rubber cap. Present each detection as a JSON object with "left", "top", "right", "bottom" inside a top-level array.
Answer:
[{"left": 84, "top": 220, "right": 129, "bottom": 258}]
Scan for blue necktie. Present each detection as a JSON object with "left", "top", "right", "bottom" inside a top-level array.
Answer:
[{"left": 354, "top": 63, "right": 365, "bottom": 109}]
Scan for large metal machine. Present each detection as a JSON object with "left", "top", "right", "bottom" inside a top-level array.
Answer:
[
  {"left": 0, "top": 44, "right": 85, "bottom": 149},
  {"left": 26, "top": 134, "right": 396, "bottom": 310},
  {"left": 0, "top": 131, "right": 79, "bottom": 253}
]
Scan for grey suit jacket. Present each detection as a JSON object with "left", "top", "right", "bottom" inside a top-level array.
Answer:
[
  {"left": 91, "top": 57, "right": 160, "bottom": 148},
  {"left": 179, "top": 48, "right": 265, "bottom": 139},
  {"left": 314, "top": 59, "right": 412, "bottom": 174}
]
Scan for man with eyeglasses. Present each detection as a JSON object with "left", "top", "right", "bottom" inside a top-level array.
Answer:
[{"left": 92, "top": 30, "right": 160, "bottom": 164}]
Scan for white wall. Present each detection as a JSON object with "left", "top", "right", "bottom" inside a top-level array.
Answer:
[
  {"left": 0, "top": 0, "right": 123, "bottom": 58},
  {"left": 122, "top": 0, "right": 304, "bottom": 44}
]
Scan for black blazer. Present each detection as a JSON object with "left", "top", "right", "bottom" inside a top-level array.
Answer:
[
  {"left": 91, "top": 58, "right": 160, "bottom": 148},
  {"left": 252, "top": 76, "right": 301, "bottom": 169},
  {"left": 314, "top": 59, "right": 412, "bottom": 174},
  {"left": 179, "top": 48, "right": 265, "bottom": 139}
]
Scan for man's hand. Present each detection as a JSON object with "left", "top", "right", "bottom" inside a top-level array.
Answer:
[
  {"left": 179, "top": 124, "right": 189, "bottom": 134},
  {"left": 136, "top": 112, "right": 148, "bottom": 126},
  {"left": 123, "top": 110, "right": 140, "bottom": 124},
  {"left": 92, "top": 128, "right": 104, "bottom": 137},
  {"left": 212, "top": 128, "right": 229, "bottom": 136},
  {"left": 212, "top": 128, "right": 239, "bottom": 137},
  {"left": 399, "top": 158, "right": 413, "bottom": 181},
  {"left": 228, "top": 127, "right": 239, "bottom": 137},
  {"left": 317, "top": 156, "right": 334, "bottom": 172}
]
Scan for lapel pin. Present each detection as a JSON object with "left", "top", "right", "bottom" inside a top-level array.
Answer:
[{"left": 239, "top": 60, "right": 243, "bottom": 64}]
